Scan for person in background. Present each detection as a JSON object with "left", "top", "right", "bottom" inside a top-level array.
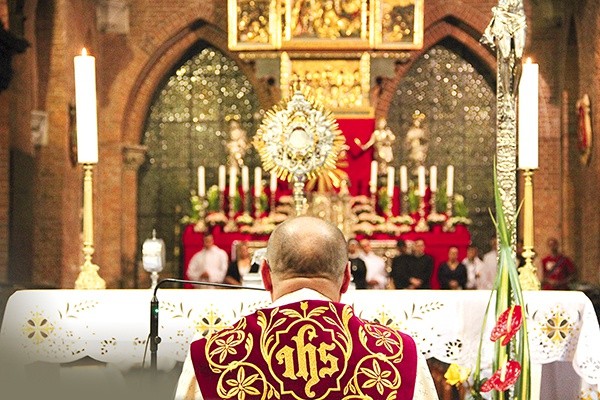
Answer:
[
  {"left": 359, "top": 238, "right": 388, "bottom": 289},
  {"left": 462, "top": 245, "right": 484, "bottom": 289},
  {"left": 479, "top": 235, "right": 498, "bottom": 290},
  {"left": 224, "top": 241, "right": 252, "bottom": 286},
  {"left": 407, "top": 239, "right": 434, "bottom": 289},
  {"left": 437, "top": 246, "right": 468, "bottom": 290},
  {"left": 347, "top": 239, "right": 368, "bottom": 289},
  {"left": 187, "top": 233, "right": 229, "bottom": 286},
  {"left": 390, "top": 239, "right": 415, "bottom": 289},
  {"left": 541, "top": 237, "right": 576, "bottom": 290}
]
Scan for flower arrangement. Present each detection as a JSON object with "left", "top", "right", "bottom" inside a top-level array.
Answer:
[
  {"left": 377, "top": 188, "right": 390, "bottom": 212},
  {"left": 357, "top": 212, "right": 385, "bottom": 225},
  {"left": 373, "top": 221, "right": 399, "bottom": 235},
  {"left": 277, "top": 195, "right": 294, "bottom": 205},
  {"left": 427, "top": 212, "right": 447, "bottom": 225},
  {"left": 206, "top": 185, "right": 221, "bottom": 212},
  {"left": 352, "top": 221, "right": 374, "bottom": 236},
  {"left": 351, "top": 203, "right": 374, "bottom": 214},
  {"left": 235, "top": 213, "right": 254, "bottom": 226},
  {"left": 205, "top": 212, "right": 228, "bottom": 226},
  {"left": 180, "top": 193, "right": 202, "bottom": 225},
  {"left": 407, "top": 187, "right": 420, "bottom": 213},
  {"left": 445, "top": 168, "right": 531, "bottom": 400},
  {"left": 349, "top": 195, "right": 370, "bottom": 206},
  {"left": 264, "top": 212, "right": 288, "bottom": 224},
  {"left": 389, "top": 214, "right": 414, "bottom": 226}
]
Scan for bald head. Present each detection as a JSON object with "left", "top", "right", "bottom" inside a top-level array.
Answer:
[{"left": 266, "top": 216, "right": 348, "bottom": 284}]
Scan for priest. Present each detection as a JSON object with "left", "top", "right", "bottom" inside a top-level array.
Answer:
[{"left": 175, "top": 216, "right": 437, "bottom": 399}]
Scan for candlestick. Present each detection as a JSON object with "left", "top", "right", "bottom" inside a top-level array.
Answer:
[
  {"left": 74, "top": 48, "right": 99, "bottom": 164},
  {"left": 74, "top": 164, "right": 106, "bottom": 289},
  {"left": 429, "top": 166, "right": 437, "bottom": 193},
  {"left": 518, "top": 59, "right": 539, "bottom": 169},
  {"left": 269, "top": 173, "right": 277, "bottom": 214},
  {"left": 446, "top": 165, "right": 454, "bottom": 197},
  {"left": 197, "top": 166, "right": 205, "bottom": 197},
  {"left": 418, "top": 166, "right": 426, "bottom": 198},
  {"left": 399, "top": 165, "right": 408, "bottom": 193},
  {"left": 519, "top": 169, "right": 541, "bottom": 290}
]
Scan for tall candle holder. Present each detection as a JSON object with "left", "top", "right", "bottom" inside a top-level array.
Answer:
[
  {"left": 401, "top": 191, "right": 409, "bottom": 216},
  {"left": 415, "top": 196, "right": 429, "bottom": 232},
  {"left": 446, "top": 194, "right": 454, "bottom": 218},
  {"left": 519, "top": 169, "right": 541, "bottom": 290},
  {"left": 254, "top": 192, "right": 263, "bottom": 220},
  {"left": 219, "top": 190, "right": 225, "bottom": 212},
  {"left": 75, "top": 164, "right": 106, "bottom": 289},
  {"left": 243, "top": 188, "right": 251, "bottom": 216},
  {"left": 224, "top": 193, "right": 238, "bottom": 232},
  {"left": 195, "top": 195, "right": 207, "bottom": 232},
  {"left": 269, "top": 189, "right": 277, "bottom": 215},
  {"left": 429, "top": 189, "right": 437, "bottom": 214}
]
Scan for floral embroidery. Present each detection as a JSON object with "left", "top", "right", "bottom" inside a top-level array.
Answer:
[
  {"left": 360, "top": 359, "right": 394, "bottom": 395},
  {"left": 22, "top": 312, "right": 54, "bottom": 344},
  {"left": 225, "top": 367, "right": 261, "bottom": 400}
]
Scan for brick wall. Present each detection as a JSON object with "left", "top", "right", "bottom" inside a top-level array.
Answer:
[{"left": 4, "top": 0, "right": 599, "bottom": 287}]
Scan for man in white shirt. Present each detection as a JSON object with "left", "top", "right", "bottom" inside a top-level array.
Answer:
[
  {"left": 359, "top": 238, "right": 388, "bottom": 289},
  {"left": 175, "top": 217, "right": 438, "bottom": 399},
  {"left": 479, "top": 235, "right": 498, "bottom": 290},
  {"left": 186, "top": 234, "right": 228, "bottom": 285},
  {"left": 462, "top": 244, "right": 485, "bottom": 289}
]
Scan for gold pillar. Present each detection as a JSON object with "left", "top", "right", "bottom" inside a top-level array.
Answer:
[
  {"left": 519, "top": 169, "right": 540, "bottom": 290},
  {"left": 74, "top": 164, "right": 106, "bottom": 289}
]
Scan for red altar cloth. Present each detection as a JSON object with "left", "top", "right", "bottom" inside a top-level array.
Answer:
[{"left": 182, "top": 224, "right": 471, "bottom": 289}]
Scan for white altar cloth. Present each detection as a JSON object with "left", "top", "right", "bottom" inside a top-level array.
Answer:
[{"left": 1, "top": 289, "right": 599, "bottom": 397}]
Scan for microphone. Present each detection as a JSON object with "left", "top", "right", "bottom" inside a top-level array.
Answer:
[{"left": 149, "top": 278, "right": 266, "bottom": 371}]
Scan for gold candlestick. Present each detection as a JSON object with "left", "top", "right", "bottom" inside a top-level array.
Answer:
[
  {"left": 415, "top": 197, "right": 429, "bottom": 232},
  {"left": 430, "top": 190, "right": 437, "bottom": 214},
  {"left": 254, "top": 192, "right": 262, "bottom": 219},
  {"left": 519, "top": 169, "right": 541, "bottom": 290},
  {"left": 225, "top": 194, "right": 238, "bottom": 232},
  {"left": 75, "top": 164, "right": 106, "bottom": 289}
]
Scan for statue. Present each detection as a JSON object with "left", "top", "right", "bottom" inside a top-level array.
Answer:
[
  {"left": 355, "top": 117, "right": 395, "bottom": 173},
  {"left": 405, "top": 112, "right": 428, "bottom": 170},
  {"left": 225, "top": 120, "right": 248, "bottom": 169}
]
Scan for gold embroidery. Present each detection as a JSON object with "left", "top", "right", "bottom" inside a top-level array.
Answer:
[{"left": 22, "top": 312, "right": 54, "bottom": 344}]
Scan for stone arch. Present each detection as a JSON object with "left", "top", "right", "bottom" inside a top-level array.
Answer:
[{"left": 376, "top": 3, "right": 496, "bottom": 118}]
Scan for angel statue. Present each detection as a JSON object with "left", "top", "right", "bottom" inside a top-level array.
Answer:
[
  {"left": 225, "top": 120, "right": 249, "bottom": 169},
  {"left": 355, "top": 117, "right": 396, "bottom": 173},
  {"left": 405, "top": 112, "right": 428, "bottom": 170}
]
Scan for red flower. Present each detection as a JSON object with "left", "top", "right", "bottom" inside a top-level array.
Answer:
[
  {"left": 490, "top": 305, "right": 523, "bottom": 346},
  {"left": 480, "top": 360, "right": 522, "bottom": 393}
]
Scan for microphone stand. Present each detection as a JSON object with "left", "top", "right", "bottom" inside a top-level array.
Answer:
[{"left": 149, "top": 278, "right": 266, "bottom": 371}]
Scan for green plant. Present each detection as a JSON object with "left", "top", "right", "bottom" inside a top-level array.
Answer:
[
  {"left": 377, "top": 188, "right": 390, "bottom": 211},
  {"left": 206, "top": 185, "right": 220, "bottom": 212},
  {"left": 407, "top": 182, "right": 419, "bottom": 213},
  {"left": 454, "top": 194, "right": 469, "bottom": 218}
]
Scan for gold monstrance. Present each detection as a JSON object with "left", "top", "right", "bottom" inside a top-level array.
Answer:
[{"left": 254, "top": 84, "right": 345, "bottom": 215}]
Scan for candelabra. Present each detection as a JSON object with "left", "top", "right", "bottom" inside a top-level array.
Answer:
[
  {"left": 415, "top": 196, "right": 429, "bottom": 232},
  {"left": 401, "top": 191, "right": 409, "bottom": 216},
  {"left": 519, "top": 169, "right": 541, "bottom": 290},
  {"left": 224, "top": 193, "right": 238, "bottom": 232},
  {"left": 254, "top": 192, "right": 262, "bottom": 220},
  {"left": 429, "top": 189, "right": 437, "bottom": 214},
  {"left": 75, "top": 164, "right": 106, "bottom": 289}
]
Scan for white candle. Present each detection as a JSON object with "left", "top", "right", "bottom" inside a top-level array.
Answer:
[
  {"left": 386, "top": 167, "right": 395, "bottom": 197},
  {"left": 197, "top": 166, "right": 205, "bottom": 197},
  {"left": 418, "top": 166, "right": 426, "bottom": 197},
  {"left": 429, "top": 165, "right": 437, "bottom": 192},
  {"left": 399, "top": 165, "right": 408, "bottom": 193},
  {"left": 446, "top": 165, "right": 454, "bottom": 197},
  {"left": 74, "top": 48, "right": 98, "bottom": 164},
  {"left": 370, "top": 161, "right": 378, "bottom": 193},
  {"left": 241, "top": 166, "right": 249, "bottom": 193},
  {"left": 218, "top": 165, "right": 226, "bottom": 192},
  {"left": 254, "top": 167, "right": 262, "bottom": 197},
  {"left": 270, "top": 172, "right": 277, "bottom": 193},
  {"left": 518, "top": 58, "right": 539, "bottom": 169},
  {"left": 229, "top": 166, "right": 237, "bottom": 198}
]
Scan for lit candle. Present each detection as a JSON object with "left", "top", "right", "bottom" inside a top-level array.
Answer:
[
  {"left": 241, "top": 166, "right": 249, "bottom": 193},
  {"left": 370, "top": 161, "right": 378, "bottom": 193},
  {"left": 446, "top": 165, "right": 454, "bottom": 197},
  {"left": 399, "top": 165, "right": 408, "bottom": 193},
  {"left": 197, "top": 166, "right": 205, "bottom": 197},
  {"left": 387, "top": 167, "right": 395, "bottom": 197},
  {"left": 218, "top": 165, "right": 226, "bottom": 192},
  {"left": 430, "top": 165, "right": 437, "bottom": 192},
  {"left": 254, "top": 167, "right": 262, "bottom": 197},
  {"left": 418, "top": 166, "right": 426, "bottom": 197},
  {"left": 229, "top": 167, "right": 237, "bottom": 198},
  {"left": 270, "top": 172, "right": 277, "bottom": 193},
  {"left": 518, "top": 58, "right": 539, "bottom": 169},
  {"left": 74, "top": 48, "right": 98, "bottom": 164}
]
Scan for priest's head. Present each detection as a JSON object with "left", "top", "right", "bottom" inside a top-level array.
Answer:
[{"left": 262, "top": 216, "right": 351, "bottom": 302}]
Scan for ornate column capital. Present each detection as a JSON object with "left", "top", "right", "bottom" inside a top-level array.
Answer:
[{"left": 122, "top": 144, "right": 147, "bottom": 171}]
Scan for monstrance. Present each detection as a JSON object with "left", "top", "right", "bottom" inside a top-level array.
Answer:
[{"left": 254, "top": 84, "right": 345, "bottom": 215}]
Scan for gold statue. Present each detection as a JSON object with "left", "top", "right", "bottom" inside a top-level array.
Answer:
[
  {"left": 225, "top": 120, "right": 249, "bottom": 169},
  {"left": 355, "top": 117, "right": 395, "bottom": 173}
]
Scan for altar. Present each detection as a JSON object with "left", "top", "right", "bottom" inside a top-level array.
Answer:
[{"left": 1, "top": 289, "right": 599, "bottom": 399}]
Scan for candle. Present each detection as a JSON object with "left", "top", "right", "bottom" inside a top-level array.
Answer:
[
  {"left": 429, "top": 165, "right": 437, "bottom": 192},
  {"left": 418, "top": 166, "right": 426, "bottom": 197},
  {"left": 386, "top": 167, "right": 395, "bottom": 197},
  {"left": 218, "top": 165, "right": 226, "bottom": 192},
  {"left": 74, "top": 48, "right": 98, "bottom": 164},
  {"left": 446, "top": 165, "right": 454, "bottom": 197},
  {"left": 254, "top": 167, "right": 262, "bottom": 197},
  {"left": 399, "top": 165, "right": 408, "bottom": 193},
  {"left": 270, "top": 172, "right": 277, "bottom": 193},
  {"left": 518, "top": 58, "right": 539, "bottom": 169},
  {"left": 370, "top": 161, "right": 378, "bottom": 193},
  {"left": 241, "top": 166, "right": 249, "bottom": 193},
  {"left": 197, "top": 166, "right": 205, "bottom": 197},
  {"left": 228, "top": 167, "right": 237, "bottom": 198}
]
